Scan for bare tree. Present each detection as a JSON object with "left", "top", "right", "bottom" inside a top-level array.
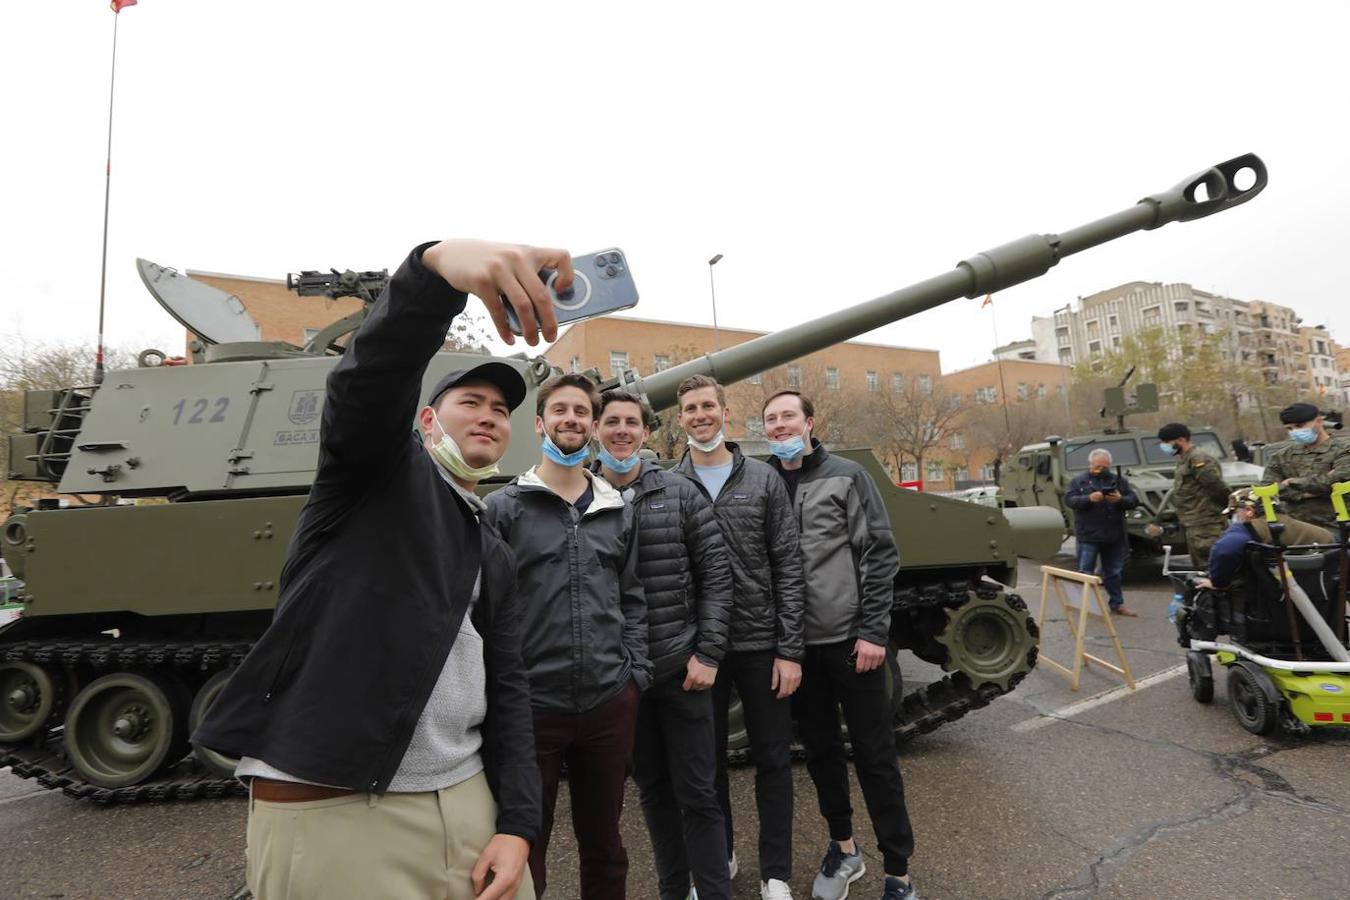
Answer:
[{"left": 862, "top": 379, "right": 964, "bottom": 482}]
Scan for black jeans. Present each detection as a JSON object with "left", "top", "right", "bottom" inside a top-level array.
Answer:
[
  {"left": 711, "top": 649, "right": 794, "bottom": 882},
  {"left": 633, "top": 671, "right": 732, "bottom": 900},
  {"left": 794, "top": 640, "right": 914, "bottom": 876}
]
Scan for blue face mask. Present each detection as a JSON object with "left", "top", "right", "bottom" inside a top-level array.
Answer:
[
  {"left": 541, "top": 433, "right": 590, "bottom": 467},
  {"left": 1290, "top": 428, "right": 1317, "bottom": 445},
  {"left": 768, "top": 435, "right": 807, "bottom": 462},
  {"left": 597, "top": 445, "right": 641, "bottom": 474},
  {"left": 1159, "top": 442, "right": 1178, "bottom": 456}
]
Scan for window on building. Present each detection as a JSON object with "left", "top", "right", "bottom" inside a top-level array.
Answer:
[
  {"left": 826, "top": 367, "right": 840, "bottom": 389},
  {"left": 950, "top": 433, "right": 965, "bottom": 450},
  {"left": 1088, "top": 340, "right": 1102, "bottom": 354},
  {"left": 1057, "top": 384, "right": 1067, "bottom": 398},
  {"left": 954, "top": 467, "right": 970, "bottom": 483},
  {"left": 1108, "top": 315, "right": 1118, "bottom": 329},
  {"left": 569, "top": 355, "right": 581, "bottom": 373},
  {"left": 746, "top": 417, "right": 765, "bottom": 437},
  {"left": 609, "top": 350, "right": 629, "bottom": 377},
  {"left": 1175, "top": 301, "right": 1189, "bottom": 313},
  {"left": 918, "top": 374, "right": 932, "bottom": 394},
  {"left": 1056, "top": 327, "right": 1071, "bottom": 347},
  {"left": 979, "top": 464, "right": 996, "bottom": 481},
  {"left": 1036, "top": 383, "right": 1047, "bottom": 398},
  {"left": 891, "top": 372, "right": 905, "bottom": 392},
  {"left": 926, "top": 462, "right": 945, "bottom": 483},
  {"left": 1086, "top": 320, "right": 1101, "bottom": 338},
  {"left": 975, "top": 386, "right": 997, "bottom": 404},
  {"left": 1059, "top": 347, "right": 1073, "bottom": 363},
  {"left": 1112, "top": 336, "right": 1122, "bottom": 347},
  {"left": 901, "top": 463, "right": 918, "bottom": 482},
  {"left": 866, "top": 370, "right": 878, "bottom": 391},
  {"left": 1142, "top": 306, "right": 1161, "bottom": 326},
  {"left": 1017, "top": 382, "right": 1029, "bottom": 400},
  {"left": 788, "top": 364, "right": 801, "bottom": 389},
  {"left": 654, "top": 354, "right": 670, "bottom": 371}
]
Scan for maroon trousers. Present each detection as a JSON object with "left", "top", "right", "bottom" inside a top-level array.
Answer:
[{"left": 529, "top": 680, "right": 641, "bottom": 899}]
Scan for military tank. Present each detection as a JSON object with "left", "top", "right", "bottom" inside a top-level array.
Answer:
[
  {"left": 999, "top": 372, "right": 1265, "bottom": 558},
  {"left": 0, "top": 154, "right": 1267, "bottom": 801}
]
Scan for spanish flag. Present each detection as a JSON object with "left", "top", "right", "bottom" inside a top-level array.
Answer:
[
  {"left": 111, "top": 0, "right": 137, "bottom": 12},
  {"left": 981, "top": 294, "right": 993, "bottom": 309}
]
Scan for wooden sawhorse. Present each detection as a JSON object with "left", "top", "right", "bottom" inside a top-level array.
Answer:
[{"left": 1037, "top": 565, "right": 1136, "bottom": 691}]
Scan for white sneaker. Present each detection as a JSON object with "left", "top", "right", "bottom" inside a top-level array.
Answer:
[
  {"left": 728, "top": 850, "right": 739, "bottom": 879},
  {"left": 761, "top": 878, "right": 794, "bottom": 900}
]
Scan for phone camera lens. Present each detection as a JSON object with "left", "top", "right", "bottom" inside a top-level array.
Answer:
[
  {"left": 606, "top": 265, "right": 617, "bottom": 276},
  {"left": 594, "top": 254, "right": 610, "bottom": 267}
]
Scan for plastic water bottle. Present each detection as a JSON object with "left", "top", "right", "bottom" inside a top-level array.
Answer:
[{"left": 1167, "top": 592, "right": 1184, "bottom": 623}]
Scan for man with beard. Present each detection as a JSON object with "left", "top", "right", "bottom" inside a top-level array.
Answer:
[
  {"left": 671, "top": 374, "right": 805, "bottom": 900},
  {"left": 484, "top": 373, "right": 652, "bottom": 900},
  {"left": 592, "top": 388, "right": 734, "bottom": 900},
  {"left": 195, "top": 239, "right": 565, "bottom": 900}
]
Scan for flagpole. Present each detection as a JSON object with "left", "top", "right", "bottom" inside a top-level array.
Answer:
[{"left": 94, "top": 11, "right": 121, "bottom": 386}]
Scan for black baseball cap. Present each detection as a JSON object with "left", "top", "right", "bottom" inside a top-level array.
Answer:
[
  {"left": 427, "top": 362, "right": 528, "bottom": 411},
  {"left": 1157, "top": 422, "right": 1190, "bottom": 441},
  {"left": 1278, "top": 402, "right": 1320, "bottom": 425}
]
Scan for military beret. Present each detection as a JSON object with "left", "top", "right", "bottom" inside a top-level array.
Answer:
[
  {"left": 1278, "top": 402, "right": 1320, "bottom": 425},
  {"left": 1157, "top": 422, "right": 1190, "bottom": 441}
]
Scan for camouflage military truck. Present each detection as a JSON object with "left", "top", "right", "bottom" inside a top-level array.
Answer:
[{"left": 999, "top": 379, "right": 1264, "bottom": 557}]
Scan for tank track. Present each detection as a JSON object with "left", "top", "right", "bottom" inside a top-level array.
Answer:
[
  {"left": 0, "top": 638, "right": 251, "bottom": 804},
  {"left": 726, "top": 578, "right": 1035, "bottom": 764}
]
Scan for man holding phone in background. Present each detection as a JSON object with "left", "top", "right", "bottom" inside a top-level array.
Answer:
[
  {"left": 196, "top": 239, "right": 570, "bottom": 899},
  {"left": 1065, "top": 447, "right": 1139, "bottom": 616}
]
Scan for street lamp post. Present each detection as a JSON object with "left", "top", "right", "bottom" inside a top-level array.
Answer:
[{"left": 708, "top": 254, "right": 723, "bottom": 351}]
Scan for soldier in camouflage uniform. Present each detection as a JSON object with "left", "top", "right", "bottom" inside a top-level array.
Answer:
[
  {"left": 1261, "top": 402, "right": 1350, "bottom": 529},
  {"left": 1157, "top": 422, "right": 1229, "bottom": 565}
]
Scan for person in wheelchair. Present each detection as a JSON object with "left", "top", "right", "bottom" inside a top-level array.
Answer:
[{"left": 1198, "top": 488, "right": 1334, "bottom": 592}]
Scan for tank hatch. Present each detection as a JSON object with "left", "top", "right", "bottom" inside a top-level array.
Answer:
[{"left": 137, "top": 259, "right": 261, "bottom": 345}]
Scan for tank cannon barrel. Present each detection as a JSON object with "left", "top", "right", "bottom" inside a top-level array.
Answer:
[{"left": 632, "top": 153, "right": 1266, "bottom": 411}]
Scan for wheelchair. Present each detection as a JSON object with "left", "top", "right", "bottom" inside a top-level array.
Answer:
[{"left": 1165, "top": 540, "right": 1350, "bottom": 735}]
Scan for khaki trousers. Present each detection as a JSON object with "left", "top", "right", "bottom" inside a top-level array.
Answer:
[{"left": 246, "top": 770, "right": 536, "bottom": 900}]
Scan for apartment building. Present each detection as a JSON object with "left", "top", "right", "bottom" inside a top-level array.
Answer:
[{"left": 1301, "top": 325, "right": 1337, "bottom": 397}]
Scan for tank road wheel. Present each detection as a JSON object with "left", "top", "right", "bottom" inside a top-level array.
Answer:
[
  {"left": 1227, "top": 662, "right": 1281, "bottom": 736},
  {"left": 933, "top": 590, "right": 1039, "bottom": 691},
  {"left": 63, "top": 673, "right": 191, "bottom": 788},
  {"left": 0, "top": 661, "right": 64, "bottom": 743},
  {"left": 189, "top": 669, "right": 239, "bottom": 778},
  {"left": 1186, "top": 651, "right": 1214, "bottom": 704}
]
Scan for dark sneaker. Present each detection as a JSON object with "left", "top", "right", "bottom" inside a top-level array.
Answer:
[
  {"left": 882, "top": 875, "right": 918, "bottom": 900},
  {"left": 812, "top": 841, "right": 866, "bottom": 900},
  {"left": 1111, "top": 605, "right": 1139, "bottom": 617}
]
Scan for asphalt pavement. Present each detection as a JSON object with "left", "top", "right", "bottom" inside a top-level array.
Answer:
[{"left": 1, "top": 551, "right": 1347, "bottom": 899}]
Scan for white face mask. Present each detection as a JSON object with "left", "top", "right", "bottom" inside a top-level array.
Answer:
[
  {"left": 427, "top": 411, "right": 500, "bottom": 481},
  {"left": 686, "top": 428, "right": 726, "bottom": 453}
]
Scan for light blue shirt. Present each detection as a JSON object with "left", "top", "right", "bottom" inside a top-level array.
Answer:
[{"left": 693, "top": 460, "right": 735, "bottom": 500}]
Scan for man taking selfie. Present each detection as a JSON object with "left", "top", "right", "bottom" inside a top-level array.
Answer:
[
  {"left": 196, "top": 239, "right": 568, "bottom": 899},
  {"left": 484, "top": 373, "right": 652, "bottom": 900},
  {"left": 592, "top": 388, "right": 734, "bottom": 900}
]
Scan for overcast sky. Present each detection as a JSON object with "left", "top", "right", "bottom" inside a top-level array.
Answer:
[{"left": 3, "top": 2, "right": 1347, "bottom": 374}]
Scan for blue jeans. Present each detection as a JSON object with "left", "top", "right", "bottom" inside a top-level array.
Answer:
[{"left": 1077, "top": 540, "right": 1126, "bottom": 609}]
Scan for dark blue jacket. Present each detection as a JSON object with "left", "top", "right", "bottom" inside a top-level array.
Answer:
[
  {"left": 1065, "top": 469, "right": 1139, "bottom": 544},
  {"left": 1207, "top": 521, "right": 1252, "bottom": 588}
]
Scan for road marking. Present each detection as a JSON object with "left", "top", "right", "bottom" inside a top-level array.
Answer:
[{"left": 1011, "top": 663, "right": 1187, "bottom": 733}]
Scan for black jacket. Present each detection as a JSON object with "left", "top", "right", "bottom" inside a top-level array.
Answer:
[
  {"left": 193, "top": 245, "right": 541, "bottom": 844},
  {"left": 1065, "top": 469, "right": 1139, "bottom": 544},
  {"left": 483, "top": 467, "right": 653, "bottom": 713},
  {"left": 595, "top": 459, "right": 733, "bottom": 680},
  {"left": 672, "top": 443, "right": 806, "bottom": 660}
]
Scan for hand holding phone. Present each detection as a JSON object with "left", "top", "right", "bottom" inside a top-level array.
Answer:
[{"left": 504, "top": 248, "right": 639, "bottom": 337}]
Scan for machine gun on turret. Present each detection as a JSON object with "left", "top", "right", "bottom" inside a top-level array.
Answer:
[
  {"left": 1100, "top": 366, "right": 1160, "bottom": 432},
  {"left": 285, "top": 268, "right": 389, "bottom": 303}
]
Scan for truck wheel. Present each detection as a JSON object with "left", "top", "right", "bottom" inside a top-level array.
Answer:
[
  {"left": 1227, "top": 661, "right": 1280, "bottom": 735},
  {"left": 1186, "top": 651, "right": 1213, "bottom": 704}
]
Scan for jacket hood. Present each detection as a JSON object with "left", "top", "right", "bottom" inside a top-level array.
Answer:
[{"left": 517, "top": 465, "right": 625, "bottom": 515}]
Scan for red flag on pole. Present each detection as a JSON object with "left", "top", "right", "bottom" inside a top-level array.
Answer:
[
  {"left": 111, "top": 0, "right": 137, "bottom": 12},
  {"left": 981, "top": 294, "right": 994, "bottom": 308}
]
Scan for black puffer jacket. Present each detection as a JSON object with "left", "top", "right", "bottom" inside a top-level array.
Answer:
[
  {"left": 596, "top": 459, "right": 733, "bottom": 681},
  {"left": 1065, "top": 469, "right": 1139, "bottom": 544},
  {"left": 673, "top": 443, "right": 805, "bottom": 660}
]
